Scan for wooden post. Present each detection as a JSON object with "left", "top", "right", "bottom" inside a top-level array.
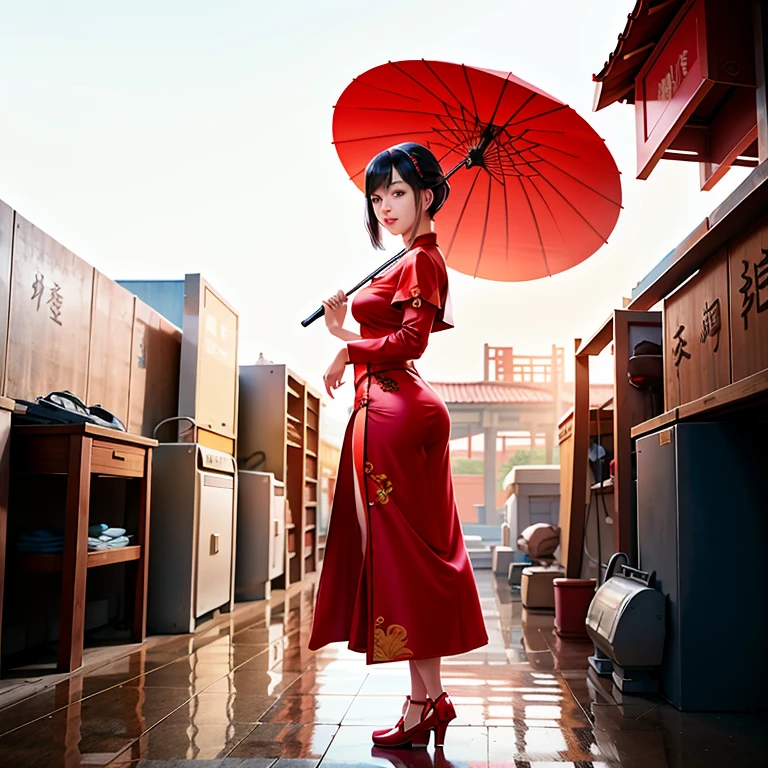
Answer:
[
  {"left": 564, "top": 340, "right": 590, "bottom": 578},
  {"left": 467, "top": 433, "right": 472, "bottom": 459},
  {"left": 59, "top": 435, "right": 92, "bottom": 672},
  {"left": 132, "top": 447, "right": 152, "bottom": 642},
  {"left": 482, "top": 426, "right": 498, "bottom": 525}
]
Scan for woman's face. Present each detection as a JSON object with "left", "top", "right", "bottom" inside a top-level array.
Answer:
[{"left": 370, "top": 168, "right": 423, "bottom": 238}]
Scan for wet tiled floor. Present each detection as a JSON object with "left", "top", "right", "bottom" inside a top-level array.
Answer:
[{"left": 0, "top": 571, "right": 765, "bottom": 766}]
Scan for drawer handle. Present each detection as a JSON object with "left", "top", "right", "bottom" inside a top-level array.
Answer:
[
  {"left": 211, "top": 533, "right": 220, "bottom": 555},
  {"left": 274, "top": 520, "right": 279, "bottom": 537},
  {"left": 112, "top": 451, "right": 127, "bottom": 461}
]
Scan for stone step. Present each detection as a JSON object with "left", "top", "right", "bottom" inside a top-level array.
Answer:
[{"left": 468, "top": 548, "right": 493, "bottom": 570}]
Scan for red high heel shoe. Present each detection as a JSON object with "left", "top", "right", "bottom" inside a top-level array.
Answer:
[
  {"left": 372, "top": 696, "right": 431, "bottom": 748},
  {"left": 372, "top": 691, "right": 456, "bottom": 749}
]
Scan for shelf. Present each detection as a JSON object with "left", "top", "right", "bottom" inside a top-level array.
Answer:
[
  {"left": 287, "top": 440, "right": 302, "bottom": 449},
  {"left": 304, "top": 550, "right": 314, "bottom": 558},
  {"left": 591, "top": 478, "right": 614, "bottom": 495},
  {"left": 305, "top": 477, "right": 318, "bottom": 484},
  {"left": 18, "top": 545, "right": 142, "bottom": 574},
  {"left": 305, "top": 449, "right": 317, "bottom": 458},
  {"left": 288, "top": 551, "right": 297, "bottom": 559},
  {"left": 305, "top": 524, "right": 316, "bottom": 532},
  {"left": 306, "top": 424, "right": 318, "bottom": 432},
  {"left": 285, "top": 523, "right": 296, "bottom": 530},
  {"left": 287, "top": 386, "right": 301, "bottom": 399},
  {"left": 287, "top": 413, "right": 301, "bottom": 424},
  {"left": 305, "top": 502, "right": 317, "bottom": 508}
]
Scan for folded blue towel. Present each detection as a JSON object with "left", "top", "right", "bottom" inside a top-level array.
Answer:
[
  {"left": 18, "top": 528, "right": 65, "bottom": 543},
  {"left": 88, "top": 524, "right": 108, "bottom": 537},
  {"left": 106, "top": 536, "right": 131, "bottom": 549},
  {"left": 16, "top": 542, "right": 65, "bottom": 553},
  {"left": 102, "top": 527, "right": 126, "bottom": 538}
]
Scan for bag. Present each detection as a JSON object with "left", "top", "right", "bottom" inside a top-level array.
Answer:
[{"left": 14, "top": 390, "right": 127, "bottom": 431}]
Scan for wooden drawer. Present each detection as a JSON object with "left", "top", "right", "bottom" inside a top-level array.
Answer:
[{"left": 91, "top": 440, "right": 146, "bottom": 477}]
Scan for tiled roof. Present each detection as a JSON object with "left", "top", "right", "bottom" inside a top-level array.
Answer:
[
  {"left": 430, "top": 381, "right": 554, "bottom": 405},
  {"left": 430, "top": 381, "right": 614, "bottom": 408},
  {"left": 592, "top": 0, "right": 685, "bottom": 111}
]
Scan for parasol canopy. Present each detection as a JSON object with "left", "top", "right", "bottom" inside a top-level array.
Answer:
[{"left": 332, "top": 59, "right": 622, "bottom": 282}]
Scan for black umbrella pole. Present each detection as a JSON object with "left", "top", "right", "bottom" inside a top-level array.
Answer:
[
  {"left": 300, "top": 247, "right": 407, "bottom": 327},
  {"left": 300, "top": 158, "right": 467, "bottom": 328}
]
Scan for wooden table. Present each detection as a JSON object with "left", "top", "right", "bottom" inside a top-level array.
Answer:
[{"left": 9, "top": 423, "right": 156, "bottom": 672}]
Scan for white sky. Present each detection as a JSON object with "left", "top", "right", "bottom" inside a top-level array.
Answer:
[{"left": 0, "top": 1, "right": 751, "bottom": 427}]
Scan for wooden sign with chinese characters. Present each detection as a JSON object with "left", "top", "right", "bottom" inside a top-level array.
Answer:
[
  {"left": 4, "top": 216, "right": 94, "bottom": 401},
  {"left": 127, "top": 300, "right": 182, "bottom": 437},
  {"left": 634, "top": 0, "right": 756, "bottom": 181},
  {"left": 729, "top": 213, "right": 768, "bottom": 383},
  {"left": 664, "top": 248, "right": 730, "bottom": 410},
  {"left": 86, "top": 271, "right": 135, "bottom": 425}
]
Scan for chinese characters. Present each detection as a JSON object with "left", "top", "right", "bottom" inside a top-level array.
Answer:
[
  {"left": 700, "top": 298, "right": 722, "bottom": 352},
  {"left": 657, "top": 50, "right": 689, "bottom": 102},
  {"left": 739, "top": 249, "right": 768, "bottom": 331},
  {"left": 672, "top": 324, "right": 691, "bottom": 367},
  {"left": 30, "top": 272, "right": 64, "bottom": 325}
]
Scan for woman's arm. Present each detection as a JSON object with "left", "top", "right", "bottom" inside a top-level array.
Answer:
[
  {"left": 322, "top": 291, "right": 361, "bottom": 341},
  {"left": 330, "top": 327, "right": 362, "bottom": 342},
  {"left": 346, "top": 302, "right": 437, "bottom": 364}
]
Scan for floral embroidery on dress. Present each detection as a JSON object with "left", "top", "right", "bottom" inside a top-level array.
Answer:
[
  {"left": 355, "top": 394, "right": 370, "bottom": 411},
  {"left": 373, "top": 373, "right": 399, "bottom": 392},
  {"left": 373, "top": 616, "right": 414, "bottom": 661},
  {"left": 410, "top": 286, "right": 422, "bottom": 308},
  {"left": 364, "top": 461, "right": 393, "bottom": 504}
]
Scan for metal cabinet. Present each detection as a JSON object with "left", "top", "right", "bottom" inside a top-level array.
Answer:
[
  {"left": 148, "top": 443, "right": 237, "bottom": 633},
  {"left": 636, "top": 422, "right": 767, "bottom": 711},
  {"left": 235, "top": 470, "right": 286, "bottom": 601}
]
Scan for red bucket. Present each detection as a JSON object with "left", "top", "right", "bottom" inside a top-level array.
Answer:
[{"left": 553, "top": 578, "right": 596, "bottom": 639}]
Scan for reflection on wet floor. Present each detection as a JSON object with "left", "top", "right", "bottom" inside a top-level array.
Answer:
[{"left": 0, "top": 571, "right": 765, "bottom": 767}]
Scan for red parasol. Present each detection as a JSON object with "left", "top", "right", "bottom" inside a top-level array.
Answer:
[{"left": 302, "top": 59, "right": 621, "bottom": 326}]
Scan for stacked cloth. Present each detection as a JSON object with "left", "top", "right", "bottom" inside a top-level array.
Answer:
[
  {"left": 16, "top": 527, "right": 65, "bottom": 554},
  {"left": 14, "top": 525, "right": 132, "bottom": 554},
  {"left": 88, "top": 524, "right": 131, "bottom": 551}
]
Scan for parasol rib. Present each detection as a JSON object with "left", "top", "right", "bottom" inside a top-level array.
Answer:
[
  {"left": 461, "top": 64, "right": 481, "bottom": 132},
  {"left": 346, "top": 78, "right": 422, "bottom": 102},
  {"left": 532, "top": 172, "right": 611, "bottom": 244},
  {"left": 524, "top": 161, "right": 575, "bottom": 268},
  {"left": 473, "top": 172, "right": 494, "bottom": 278},
  {"left": 516, "top": 174, "right": 551, "bottom": 277},
  {"left": 507, "top": 103, "right": 568, "bottom": 128},
  {"left": 334, "top": 130, "right": 437, "bottom": 145},
  {"left": 445, "top": 167, "right": 483, "bottom": 260},
  {"left": 388, "top": 60, "right": 460, "bottom": 112},
  {"left": 502, "top": 173, "right": 510, "bottom": 269},
  {"left": 486, "top": 74, "right": 513, "bottom": 130},
  {"left": 530, "top": 150, "right": 622, "bottom": 207}
]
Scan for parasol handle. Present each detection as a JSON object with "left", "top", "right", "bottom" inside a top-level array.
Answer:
[
  {"left": 301, "top": 158, "right": 466, "bottom": 328},
  {"left": 300, "top": 246, "right": 407, "bottom": 327}
]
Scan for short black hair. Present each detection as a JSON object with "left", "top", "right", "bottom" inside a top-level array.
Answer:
[{"left": 364, "top": 143, "right": 450, "bottom": 250}]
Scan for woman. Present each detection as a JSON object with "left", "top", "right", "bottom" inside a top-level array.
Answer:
[{"left": 308, "top": 143, "right": 488, "bottom": 749}]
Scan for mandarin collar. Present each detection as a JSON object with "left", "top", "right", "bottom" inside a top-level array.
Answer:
[{"left": 410, "top": 232, "right": 438, "bottom": 248}]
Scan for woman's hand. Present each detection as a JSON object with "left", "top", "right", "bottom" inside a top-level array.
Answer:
[
  {"left": 322, "top": 290, "right": 348, "bottom": 336},
  {"left": 323, "top": 348, "right": 349, "bottom": 399}
]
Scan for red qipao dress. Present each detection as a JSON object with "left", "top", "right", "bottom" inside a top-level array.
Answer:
[{"left": 308, "top": 232, "right": 488, "bottom": 664}]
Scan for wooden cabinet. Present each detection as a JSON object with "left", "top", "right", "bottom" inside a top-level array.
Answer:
[
  {"left": 238, "top": 364, "right": 321, "bottom": 586},
  {"left": 8, "top": 423, "right": 155, "bottom": 672}
]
